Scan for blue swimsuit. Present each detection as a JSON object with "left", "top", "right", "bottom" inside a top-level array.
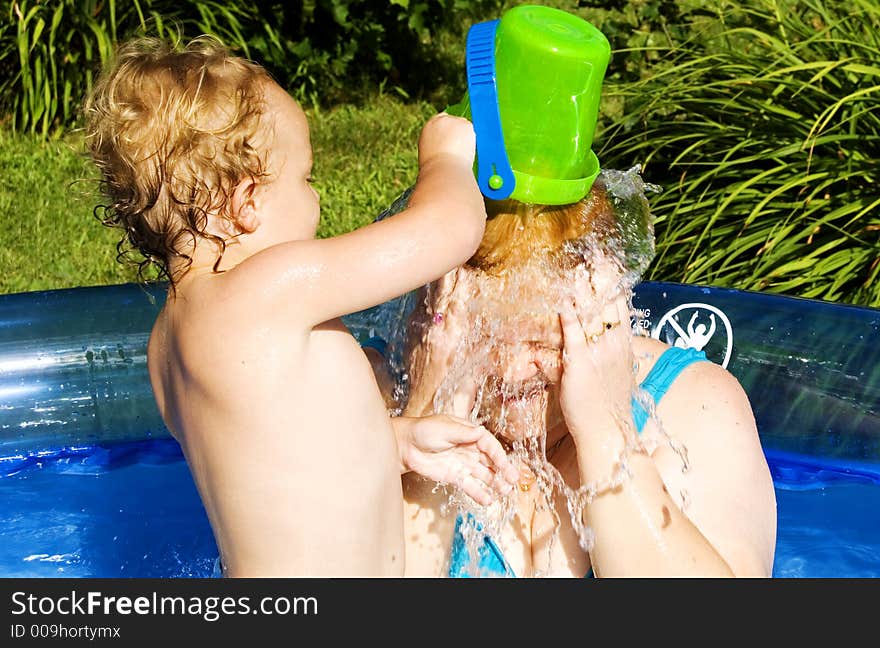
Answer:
[{"left": 448, "top": 346, "right": 709, "bottom": 578}]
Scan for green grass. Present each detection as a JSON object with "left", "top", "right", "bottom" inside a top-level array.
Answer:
[
  {"left": 0, "top": 94, "right": 435, "bottom": 295},
  {"left": 310, "top": 97, "right": 435, "bottom": 238},
  {"left": 0, "top": 132, "right": 129, "bottom": 293}
]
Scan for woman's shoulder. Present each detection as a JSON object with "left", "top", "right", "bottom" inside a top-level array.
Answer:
[
  {"left": 631, "top": 335, "right": 745, "bottom": 400},
  {"left": 631, "top": 335, "right": 671, "bottom": 383}
]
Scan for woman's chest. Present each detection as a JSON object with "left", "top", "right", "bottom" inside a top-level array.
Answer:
[{"left": 401, "top": 456, "right": 592, "bottom": 578}]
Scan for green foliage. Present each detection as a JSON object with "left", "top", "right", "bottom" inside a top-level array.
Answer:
[
  {"left": 0, "top": 0, "right": 502, "bottom": 136},
  {"left": 2, "top": 0, "right": 126, "bottom": 136},
  {"left": 241, "top": 1, "right": 504, "bottom": 107},
  {"left": 3, "top": 0, "right": 879, "bottom": 307},
  {"left": 598, "top": 0, "right": 880, "bottom": 306},
  {"left": 0, "top": 0, "right": 257, "bottom": 136},
  {"left": 484, "top": 1, "right": 699, "bottom": 83}
]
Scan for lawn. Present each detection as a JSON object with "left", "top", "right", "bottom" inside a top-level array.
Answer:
[{"left": 0, "top": 95, "right": 436, "bottom": 295}]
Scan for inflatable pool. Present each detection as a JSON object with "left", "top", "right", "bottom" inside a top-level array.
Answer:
[{"left": 1, "top": 280, "right": 879, "bottom": 577}]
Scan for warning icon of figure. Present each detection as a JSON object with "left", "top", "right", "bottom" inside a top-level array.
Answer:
[
  {"left": 652, "top": 303, "right": 733, "bottom": 369},
  {"left": 673, "top": 312, "right": 717, "bottom": 351}
]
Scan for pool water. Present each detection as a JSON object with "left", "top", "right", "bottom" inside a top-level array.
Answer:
[
  {"left": 0, "top": 443, "right": 216, "bottom": 578},
  {"left": 1, "top": 441, "right": 878, "bottom": 578}
]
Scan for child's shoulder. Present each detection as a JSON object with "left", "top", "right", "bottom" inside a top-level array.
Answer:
[{"left": 170, "top": 263, "right": 299, "bottom": 332}]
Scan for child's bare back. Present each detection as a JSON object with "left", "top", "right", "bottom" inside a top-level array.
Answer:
[
  {"left": 86, "top": 37, "right": 516, "bottom": 576},
  {"left": 149, "top": 273, "right": 405, "bottom": 575}
]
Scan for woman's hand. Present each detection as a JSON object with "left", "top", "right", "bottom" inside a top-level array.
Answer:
[
  {"left": 404, "top": 266, "right": 479, "bottom": 417},
  {"left": 395, "top": 414, "right": 519, "bottom": 506},
  {"left": 556, "top": 296, "right": 636, "bottom": 452}
]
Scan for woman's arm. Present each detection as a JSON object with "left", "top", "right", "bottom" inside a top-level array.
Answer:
[{"left": 558, "top": 303, "right": 776, "bottom": 577}]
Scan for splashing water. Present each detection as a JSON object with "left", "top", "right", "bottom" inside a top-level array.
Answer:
[{"left": 355, "top": 167, "right": 690, "bottom": 575}]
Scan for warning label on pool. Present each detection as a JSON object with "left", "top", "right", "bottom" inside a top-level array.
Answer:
[{"left": 649, "top": 302, "right": 734, "bottom": 368}]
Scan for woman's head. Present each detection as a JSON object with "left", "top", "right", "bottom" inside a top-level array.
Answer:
[
  {"left": 472, "top": 175, "right": 652, "bottom": 363},
  {"left": 407, "top": 170, "right": 654, "bottom": 442},
  {"left": 469, "top": 174, "right": 653, "bottom": 283},
  {"left": 465, "top": 178, "right": 649, "bottom": 353}
]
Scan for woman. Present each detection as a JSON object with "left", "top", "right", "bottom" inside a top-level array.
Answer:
[{"left": 395, "top": 171, "right": 778, "bottom": 577}]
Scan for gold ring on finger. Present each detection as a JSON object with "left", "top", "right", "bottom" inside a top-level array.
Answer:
[
  {"left": 586, "top": 321, "right": 621, "bottom": 344},
  {"left": 604, "top": 320, "right": 621, "bottom": 333}
]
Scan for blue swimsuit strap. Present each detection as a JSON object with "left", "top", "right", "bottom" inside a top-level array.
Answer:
[
  {"left": 449, "top": 345, "right": 710, "bottom": 578},
  {"left": 632, "top": 346, "right": 708, "bottom": 433}
]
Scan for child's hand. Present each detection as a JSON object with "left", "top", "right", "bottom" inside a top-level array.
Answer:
[
  {"left": 397, "top": 414, "right": 520, "bottom": 506},
  {"left": 418, "top": 113, "right": 476, "bottom": 168}
]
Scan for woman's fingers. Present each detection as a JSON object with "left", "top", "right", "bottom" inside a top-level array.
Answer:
[
  {"left": 559, "top": 301, "right": 589, "bottom": 361},
  {"left": 451, "top": 375, "right": 480, "bottom": 419},
  {"left": 617, "top": 295, "right": 631, "bottom": 330},
  {"left": 561, "top": 297, "right": 633, "bottom": 353},
  {"left": 432, "top": 266, "right": 472, "bottom": 318}
]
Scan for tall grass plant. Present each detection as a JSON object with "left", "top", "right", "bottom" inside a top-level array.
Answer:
[{"left": 599, "top": 0, "right": 880, "bottom": 305}]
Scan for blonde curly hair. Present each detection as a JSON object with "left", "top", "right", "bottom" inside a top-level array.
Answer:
[{"left": 84, "top": 36, "right": 271, "bottom": 283}]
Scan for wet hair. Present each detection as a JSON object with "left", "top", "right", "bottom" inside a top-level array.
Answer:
[
  {"left": 467, "top": 175, "right": 655, "bottom": 290},
  {"left": 83, "top": 36, "right": 271, "bottom": 284}
]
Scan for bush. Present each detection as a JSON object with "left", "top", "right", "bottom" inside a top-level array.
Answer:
[{"left": 0, "top": 0, "right": 503, "bottom": 136}]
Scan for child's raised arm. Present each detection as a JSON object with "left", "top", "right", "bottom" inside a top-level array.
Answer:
[{"left": 239, "top": 113, "right": 487, "bottom": 325}]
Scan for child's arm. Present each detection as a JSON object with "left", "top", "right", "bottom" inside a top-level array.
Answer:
[
  {"left": 242, "top": 113, "right": 486, "bottom": 325},
  {"left": 362, "top": 340, "right": 397, "bottom": 410}
]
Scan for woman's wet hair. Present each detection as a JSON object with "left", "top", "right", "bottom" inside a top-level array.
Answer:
[{"left": 467, "top": 175, "right": 655, "bottom": 290}]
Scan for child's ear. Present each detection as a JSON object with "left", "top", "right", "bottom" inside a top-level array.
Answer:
[{"left": 231, "top": 176, "right": 260, "bottom": 233}]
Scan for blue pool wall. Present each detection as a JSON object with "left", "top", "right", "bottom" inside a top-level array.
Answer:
[{"left": 1, "top": 281, "right": 879, "bottom": 467}]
